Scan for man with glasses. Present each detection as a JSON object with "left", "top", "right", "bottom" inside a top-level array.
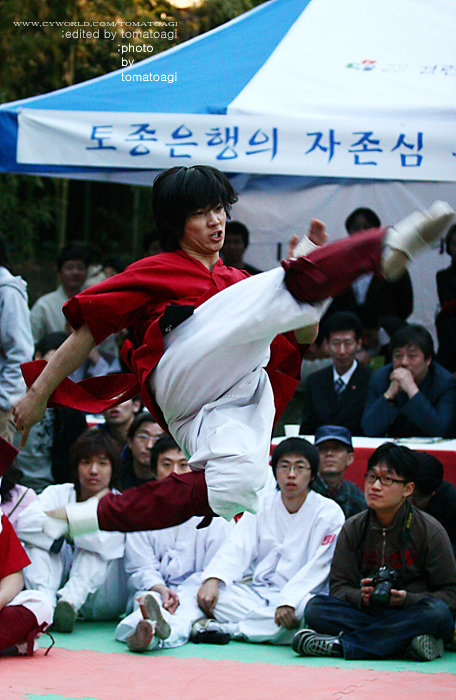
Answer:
[
  {"left": 293, "top": 442, "right": 456, "bottom": 661},
  {"left": 300, "top": 312, "right": 372, "bottom": 436},
  {"left": 189, "top": 438, "right": 344, "bottom": 646}
]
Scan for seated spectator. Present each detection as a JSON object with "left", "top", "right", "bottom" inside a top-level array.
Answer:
[
  {"left": 30, "top": 243, "right": 91, "bottom": 343},
  {"left": 13, "top": 333, "right": 87, "bottom": 493},
  {"left": 221, "top": 221, "right": 262, "bottom": 275},
  {"left": 312, "top": 425, "right": 366, "bottom": 519},
  {"left": 16, "top": 430, "right": 127, "bottom": 633},
  {"left": 435, "top": 224, "right": 456, "bottom": 373},
  {"left": 0, "top": 508, "right": 53, "bottom": 656},
  {"left": 361, "top": 324, "right": 456, "bottom": 437},
  {"left": 300, "top": 312, "right": 372, "bottom": 436},
  {"left": 30, "top": 243, "right": 120, "bottom": 378},
  {"left": 0, "top": 465, "right": 36, "bottom": 531},
  {"left": 327, "top": 207, "right": 413, "bottom": 323},
  {"left": 410, "top": 452, "right": 456, "bottom": 556},
  {"left": 115, "top": 438, "right": 230, "bottom": 652},
  {"left": 101, "top": 396, "right": 142, "bottom": 450},
  {"left": 293, "top": 443, "right": 456, "bottom": 661},
  {"left": 119, "top": 413, "right": 166, "bottom": 490},
  {"left": 14, "top": 333, "right": 87, "bottom": 493},
  {"left": 190, "top": 438, "right": 344, "bottom": 646}
]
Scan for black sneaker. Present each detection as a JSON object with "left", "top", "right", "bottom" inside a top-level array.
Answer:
[
  {"left": 406, "top": 635, "right": 444, "bottom": 661},
  {"left": 292, "top": 628, "right": 342, "bottom": 657},
  {"left": 190, "top": 619, "right": 231, "bottom": 645}
]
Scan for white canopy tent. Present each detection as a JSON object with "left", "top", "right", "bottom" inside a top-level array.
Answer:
[{"left": 0, "top": 0, "right": 455, "bottom": 332}]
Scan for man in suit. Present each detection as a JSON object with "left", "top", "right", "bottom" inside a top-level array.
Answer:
[
  {"left": 299, "top": 312, "right": 371, "bottom": 436},
  {"left": 361, "top": 324, "right": 456, "bottom": 438}
]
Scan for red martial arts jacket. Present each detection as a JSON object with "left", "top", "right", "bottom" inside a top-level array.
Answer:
[{"left": 23, "top": 251, "right": 304, "bottom": 429}]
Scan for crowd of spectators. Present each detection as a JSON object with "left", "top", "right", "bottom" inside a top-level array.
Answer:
[{"left": 0, "top": 208, "right": 455, "bottom": 661}]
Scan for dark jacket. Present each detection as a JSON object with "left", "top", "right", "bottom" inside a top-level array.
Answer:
[
  {"left": 327, "top": 271, "right": 413, "bottom": 322},
  {"left": 312, "top": 474, "right": 366, "bottom": 519},
  {"left": 330, "top": 503, "right": 456, "bottom": 614},
  {"left": 300, "top": 362, "right": 372, "bottom": 436},
  {"left": 361, "top": 361, "right": 456, "bottom": 438},
  {"left": 424, "top": 481, "right": 456, "bottom": 557}
]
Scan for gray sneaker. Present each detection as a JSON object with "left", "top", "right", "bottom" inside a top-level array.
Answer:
[
  {"left": 292, "top": 628, "right": 343, "bottom": 657},
  {"left": 138, "top": 593, "right": 171, "bottom": 640},
  {"left": 406, "top": 635, "right": 444, "bottom": 661}
]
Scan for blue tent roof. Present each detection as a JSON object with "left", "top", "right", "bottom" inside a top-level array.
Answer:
[{"left": 0, "top": 0, "right": 309, "bottom": 175}]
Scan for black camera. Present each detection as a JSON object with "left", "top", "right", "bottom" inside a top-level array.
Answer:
[{"left": 369, "top": 566, "right": 402, "bottom": 608}]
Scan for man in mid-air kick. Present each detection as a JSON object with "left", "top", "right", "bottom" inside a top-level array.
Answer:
[{"left": 12, "top": 165, "right": 454, "bottom": 537}]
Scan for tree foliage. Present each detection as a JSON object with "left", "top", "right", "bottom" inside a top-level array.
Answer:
[{"left": 0, "top": 0, "right": 267, "bottom": 294}]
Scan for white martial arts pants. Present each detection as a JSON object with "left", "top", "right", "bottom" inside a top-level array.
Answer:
[
  {"left": 115, "top": 583, "right": 202, "bottom": 650},
  {"left": 213, "top": 582, "right": 303, "bottom": 645},
  {"left": 23, "top": 544, "right": 128, "bottom": 619},
  {"left": 151, "top": 267, "right": 327, "bottom": 520}
]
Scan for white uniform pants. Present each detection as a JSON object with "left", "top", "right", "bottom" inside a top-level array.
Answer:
[
  {"left": 115, "top": 583, "right": 202, "bottom": 650},
  {"left": 23, "top": 544, "right": 128, "bottom": 619},
  {"left": 151, "top": 267, "right": 327, "bottom": 519},
  {"left": 213, "top": 582, "right": 302, "bottom": 645}
]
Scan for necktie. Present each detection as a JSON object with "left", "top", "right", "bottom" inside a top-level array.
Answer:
[{"left": 334, "top": 377, "right": 345, "bottom": 395}]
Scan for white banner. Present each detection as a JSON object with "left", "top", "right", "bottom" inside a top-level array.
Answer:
[{"left": 17, "top": 109, "right": 456, "bottom": 181}]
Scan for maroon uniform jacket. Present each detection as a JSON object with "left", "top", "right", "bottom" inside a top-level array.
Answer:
[{"left": 23, "top": 251, "right": 304, "bottom": 430}]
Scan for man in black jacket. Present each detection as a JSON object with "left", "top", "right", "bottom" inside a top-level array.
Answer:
[
  {"left": 300, "top": 312, "right": 371, "bottom": 436},
  {"left": 410, "top": 451, "right": 456, "bottom": 557},
  {"left": 293, "top": 443, "right": 456, "bottom": 661}
]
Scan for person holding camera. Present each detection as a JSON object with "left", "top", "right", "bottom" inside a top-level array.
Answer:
[{"left": 292, "top": 442, "right": 456, "bottom": 661}]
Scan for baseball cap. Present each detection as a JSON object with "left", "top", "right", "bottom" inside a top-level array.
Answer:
[{"left": 314, "top": 425, "right": 353, "bottom": 451}]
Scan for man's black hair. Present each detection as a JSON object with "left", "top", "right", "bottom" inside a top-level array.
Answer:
[
  {"left": 270, "top": 437, "right": 319, "bottom": 483},
  {"left": 345, "top": 207, "right": 381, "bottom": 233},
  {"left": 225, "top": 220, "right": 249, "bottom": 248},
  {"left": 70, "top": 428, "right": 120, "bottom": 495},
  {"left": 367, "top": 442, "right": 418, "bottom": 483},
  {"left": 57, "top": 243, "right": 91, "bottom": 271},
  {"left": 152, "top": 166, "right": 238, "bottom": 252},
  {"left": 390, "top": 323, "right": 434, "bottom": 360},
  {"left": 35, "top": 332, "right": 68, "bottom": 358},
  {"left": 150, "top": 435, "right": 180, "bottom": 476},
  {"left": 414, "top": 452, "right": 444, "bottom": 495},
  {"left": 323, "top": 311, "right": 363, "bottom": 341}
]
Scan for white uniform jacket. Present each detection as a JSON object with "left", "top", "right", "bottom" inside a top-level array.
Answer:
[
  {"left": 125, "top": 516, "right": 231, "bottom": 594},
  {"left": 203, "top": 490, "right": 344, "bottom": 618}
]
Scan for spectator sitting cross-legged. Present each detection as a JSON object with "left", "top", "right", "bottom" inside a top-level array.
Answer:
[
  {"left": 0, "top": 508, "right": 53, "bottom": 656},
  {"left": 293, "top": 442, "right": 456, "bottom": 661},
  {"left": 16, "top": 429, "right": 127, "bottom": 633},
  {"left": 190, "top": 438, "right": 344, "bottom": 647},
  {"left": 361, "top": 324, "right": 456, "bottom": 438},
  {"left": 115, "top": 437, "right": 231, "bottom": 653},
  {"left": 300, "top": 311, "right": 372, "bottom": 436},
  {"left": 312, "top": 425, "right": 366, "bottom": 519}
]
